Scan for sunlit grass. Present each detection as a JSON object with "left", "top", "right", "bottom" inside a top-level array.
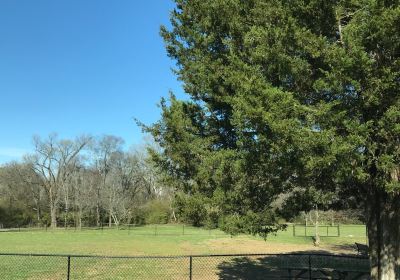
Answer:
[
  {"left": 0, "top": 224, "right": 368, "bottom": 279},
  {"left": 0, "top": 224, "right": 367, "bottom": 255}
]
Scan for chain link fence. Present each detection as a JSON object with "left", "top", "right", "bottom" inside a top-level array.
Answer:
[
  {"left": 0, "top": 252, "right": 370, "bottom": 279},
  {"left": 0, "top": 224, "right": 228, "bottom": 237}
]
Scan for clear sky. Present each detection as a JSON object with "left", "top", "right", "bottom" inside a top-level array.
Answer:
[{"left": 0, "top": 0, "right": 184, "bottom": 163}]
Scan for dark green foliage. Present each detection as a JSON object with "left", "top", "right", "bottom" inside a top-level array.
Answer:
[
  {"left": 220, "top": 211, "right": 286, "bottom": 239},
  {"left": 143, "top": 200, "right": 171, "bottom": 224},
  {"left": 130, "top": 208, "right": 146, "bottom": 225},
  {"left": 203, "top": 206, "right": 220, "bottom": 229},
  {"left": 0, "top": 205, "right": 35, "bottom": 228},
  {"left": 279, "top": 188, "right": 338, "bottom": 221},
  {"left": 148, "top": 1, "right": 400, "bottom": 276},
  {"left": 174, "top": 193, "right": 208, "bottom": 226}
]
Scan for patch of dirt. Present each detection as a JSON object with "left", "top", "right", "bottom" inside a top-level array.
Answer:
[
  {"left": 323, "top": 243, "right": 359, "bottom": 254},
  {"left": 204, "top": 238, "right": 357, "bottom": 255}
]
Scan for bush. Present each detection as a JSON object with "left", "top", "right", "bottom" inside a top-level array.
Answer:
[
  {"left": 144, "top": 200, "right": 171, "bottom": 224},
  {"left": 130, "top": 208, "right": 146, "bottom": 225},
  {"left": 204, "top": 207, "right": 219, "bottom": 229},
  {"left": 219, "top": 214, "right": 243, "bottom": 236},
  {"left": 174, "top": 193, "right": 207, "bottom": 227},
  {"left": 0, "top": 206, "right": 34, "bottom": 228}
]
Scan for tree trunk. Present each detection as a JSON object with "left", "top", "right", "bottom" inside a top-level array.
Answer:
[
  {"left": 305, "top": 212, "right": 308, "bottom": 227},
  {"left": 78, "top": 209, "right": 82, "bottom": 229},
  {"left": 35, "top": 204, "right": 41, "bottom": 226},
  {"left": 50, "top": 203, "right": 57, "bottom": 229},
  {"left": 314, "top": 206, "right": 320, "bottom": 247},
  {"left": 172, "top": 209, "right": 177, "bottom": 222},
  {"left": 367, "top": 189, "right": 400, "bottom": 280},
  {"left": 48, "top": 188, "right": 58, "bottom": 229},
  {"left": 111, "top": 212, "right": 119, "bottom": 227},
  {"left": 64, "top": 186, "right": 69, "bottom": 228},
  {"left": 108, "top": 188, "right": 113, "bottom": 228},
  {"left": 96, "top": 202, "right": 100, "bottom": 227},
  {"left": 108, "top": 206, "right": 112, "bottom": 228},
  {"left": 64, "top": 204, "right": 68, "bottom": 228}
]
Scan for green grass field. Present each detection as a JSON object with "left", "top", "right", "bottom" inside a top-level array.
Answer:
[
  {"left": 0, "top": 224, "right": 368, "bottom": 255},
  {"left": 0, "top": 224, "right": 369, "bottom": 279}
]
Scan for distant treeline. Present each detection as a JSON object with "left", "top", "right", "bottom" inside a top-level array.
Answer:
[
  {"left": 0, "top": 134, "right": 174, "bottom": 228},
  {"left": 0, "top": 134, "right": 364, "bottom": 230}
]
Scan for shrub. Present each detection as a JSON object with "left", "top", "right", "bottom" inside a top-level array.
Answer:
[
  {"left": 144, "top": 200, "right": 171, "bottom": 224},
  {"left": 174, "top": 193, "right": 207, "bottom": 227},
  {"left": 130, "top": 208, "right": 146, "bottom": 225}
]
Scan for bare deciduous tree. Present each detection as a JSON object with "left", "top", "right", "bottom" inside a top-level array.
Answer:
[
  {"left": 91, "top": 135, "right": 124, "bottom": 227},
  {"left": 25, "top": 134, "right": 91, "bottom": 228}
]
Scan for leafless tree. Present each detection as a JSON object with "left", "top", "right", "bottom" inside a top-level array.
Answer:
[
  {"left": 91, "top": 135, "right": 124, "bottom": 227},
  {"left": 0, "top": 133, "right": 173, "bottom": 229},
  {"left": 25, "top": 134, "right": 91, "bottom": 228}
]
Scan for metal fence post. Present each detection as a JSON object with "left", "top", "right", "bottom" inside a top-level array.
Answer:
[
  {"left": 338, "top": 224, "right": 340, "bottom": 237},
  {"left": 182, "top": 224, "right": 185, "bottom": 235},
  {"left": 189, "top": 256, "right": 193, "bottom": 280},
  {"left": 292, "top": 224, "right": 295, "bottom": 236},
  {"left": 308, "top": 255, "right": 311, "bottom": 280},
  {"left": 67, "top": 256, "right": 71, "bottom": 280}
]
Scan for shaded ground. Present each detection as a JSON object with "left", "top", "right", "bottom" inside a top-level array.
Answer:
[
  {"left": 204, "top": 237, "right": 360, "bottom": 256},
  {"left": 213, "top": 253, "right": 370, "bottom": 280},
  {"left": 0, "top": 252, "right": 370, "bottom": 280}
]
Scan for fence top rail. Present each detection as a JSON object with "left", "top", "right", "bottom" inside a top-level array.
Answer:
[
  {"left": 0, "top": 252, "right": 369, "bottom": 260},
  {"left": 292, "top": 224, "right": 366, "bottom": 226},
  {"left": 293, "top": 224, "right": 340, "bottom": 227}
]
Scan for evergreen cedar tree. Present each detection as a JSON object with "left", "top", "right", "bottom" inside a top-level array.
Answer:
[{"left": 143, "top": 1, "right": 399, "bottom": 279}]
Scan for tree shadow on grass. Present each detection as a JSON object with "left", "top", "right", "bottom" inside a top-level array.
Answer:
[
  {"left": 325, "top": 243, "right": 359, "bottom": 254},
  {"left": 215, "top": 251, "right": 370, "bottom": 280},
  {"left": 216, "top": 255, "right": 284, "bottom": 280}
]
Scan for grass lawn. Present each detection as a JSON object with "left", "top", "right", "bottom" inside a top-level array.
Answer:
[
  {"left": 0, "top": 224, "right": 369, "bottom": 279},
  {"left": 0, "top": 224, "right": 367, "bottom": 255}
]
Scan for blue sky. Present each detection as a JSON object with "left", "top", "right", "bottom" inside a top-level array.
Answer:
[{"left": 0, "top": 0, "right": 184, "bottom": 163}]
